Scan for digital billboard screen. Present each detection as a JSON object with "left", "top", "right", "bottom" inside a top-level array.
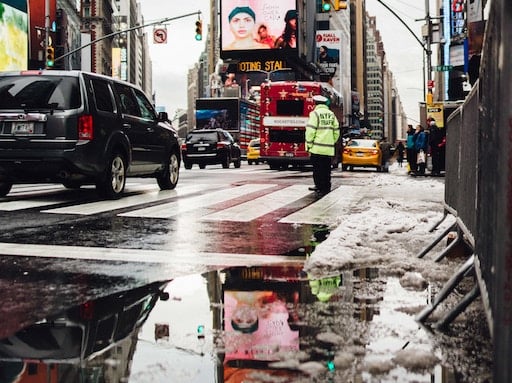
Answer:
[
  {"left": 0, "top": 0, "right": 28, "bottom": 70},
  {"left": 220, "top": 0, "right": 297, "bottom": 59}
]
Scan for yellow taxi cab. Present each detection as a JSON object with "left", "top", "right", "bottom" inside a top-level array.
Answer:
[
  {"left": 247, "top": 138, "right": 261, "bottom": 165},
  {"left": 341, "top": 138, "right": 383, "bottom": 172}
]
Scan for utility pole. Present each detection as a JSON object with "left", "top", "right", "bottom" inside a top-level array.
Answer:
[
  {"left": 424, "top": 0, "right": 433, "bottom": 104},
  {"left": 374, "top": 0, "right": 431, "bottom": 102},
  {"left": 44, "top": 0, "right": 50, "bottom": 68}
]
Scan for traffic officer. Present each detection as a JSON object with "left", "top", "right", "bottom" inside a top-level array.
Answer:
[{"left": 306, "top": 95, "right": 340, "bottom": 198}]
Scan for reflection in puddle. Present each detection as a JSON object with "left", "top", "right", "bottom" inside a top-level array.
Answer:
[
  {"left": 0, "top": 268, "right": 490, "bottom": 382},
  {"left": 0, "top": 281, "right": 170, "bottom": 382}
]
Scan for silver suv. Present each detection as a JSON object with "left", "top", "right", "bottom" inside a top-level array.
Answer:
[{"left": 0, "top": 70, "right": 180, "bottom": 199}]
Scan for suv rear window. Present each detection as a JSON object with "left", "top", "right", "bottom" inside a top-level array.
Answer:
[
  {"left": 187, "top": 131, "right": 218, "bottom": 143},
  {"left": 0, "top": 75, "right": 81, "bottom": 109}
]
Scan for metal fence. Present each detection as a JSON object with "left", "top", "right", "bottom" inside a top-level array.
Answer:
[{"left": 444, "top": 1, "right": 511, "bottom": 380}]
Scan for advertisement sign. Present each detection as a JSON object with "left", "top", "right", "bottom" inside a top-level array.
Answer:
[
  {"left": 220, "top": 0, "right": 297, "bottom": 59},
  {"left": 0, "top": 0, "right": 28, "bottom": 70},
  {"left": 426, "top": 103, "right": 444, "bottom": 128},
  {"left": 315, "top": 30, "right": 342, "bottom": 93},
  {"left": 223, "top": 290, "right": 299, "bottom": 363}
]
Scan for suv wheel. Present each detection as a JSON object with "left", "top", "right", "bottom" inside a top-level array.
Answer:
[
  {"left": 184, "top": 161, "right": 192, "bottom": 169},
  {"left": 96, "top": 151, "right": 126, "bottom": 199},
  {"left": 0, "top": 181, "right": 12, "bottom": 197},
  {"left": 234, "top": 158, "right": 241, "bottom": 168},
  {"left": 222, "top": 154, "right": 230, "bottom": 169},
  {"left": 157, "top": 151, "right": 179, "bottom": 190}
]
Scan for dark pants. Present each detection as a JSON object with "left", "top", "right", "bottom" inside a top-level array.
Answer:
[
  {"left": 407, "top": 148, "right": 417, "bottom": 172},
  {"left": 310, "top": 153, "right": 332, "bottom": 193}
]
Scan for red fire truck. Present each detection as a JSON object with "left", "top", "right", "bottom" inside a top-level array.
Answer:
[{"left": 259, "top": 81, "right": 344, "bottom": 169}]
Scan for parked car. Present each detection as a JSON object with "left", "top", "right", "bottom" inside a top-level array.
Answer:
[
  {"left": 342, "top": 138, "right": 383, "bottom": 172},
  {"left": 181, "top": 128, "right": 242, "bottom": 169},
  {"left": 246, "top": 138, "right": 260, "bottom": 165},
  {"left": 0, "top": 70, "right": 181, "bottom": 199}
]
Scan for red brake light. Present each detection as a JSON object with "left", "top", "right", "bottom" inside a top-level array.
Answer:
[
  {"left": 80, "top": 301, "right": 94, "bottom": 320},
  {"left": 78, "top": 115, "right": 93, "bottom": 140},
  {"left": 181, "top": 143, "right": 187, "bottom": 151},
  {"left": 217, "top": 142, "right": 226, "bottom": 149}
]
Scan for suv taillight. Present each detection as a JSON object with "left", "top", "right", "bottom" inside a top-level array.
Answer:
[
  {"left": 78, "top": 115, "right": 93, "bottom": 140},
  {"left": 181, "top": 143, "right": 187, "bottom": 151},
  {"left": 217, "top": 142, "right": 226, "bottom": 149}
]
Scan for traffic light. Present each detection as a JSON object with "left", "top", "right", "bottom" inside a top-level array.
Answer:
[
  {"left": 46, "top": 46, "right": 55, "bottom": 68},
  {"left": 195, "top": 19, "right": 202, "bottom": 41},
  {"left": 321, "top": 0, "right": 332, "bottom": 12},
  {"left": 335, "top": 0, "right": 348, "bottom": 10},
  {"left": 322, "top": 0, "right": 347, "bottom": 11}
]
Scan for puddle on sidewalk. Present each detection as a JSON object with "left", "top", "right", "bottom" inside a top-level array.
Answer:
[
  {"left": 0, "top": 244, "right": 492, "bottom": 383},
  {"left": 1, "top": 264, "right": 489, "bottom": 382}
]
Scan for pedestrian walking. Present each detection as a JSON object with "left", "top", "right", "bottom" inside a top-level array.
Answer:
[
  {"left": 414, "top": 125, "right": 429, "bottom": 175},
  {"left": 428, "top": 118, "right": 445, "bottom": 175},
  {"left": 396, "top": 141, "right": 405, "bottom": 167},
  {"left": 406, "top": 125, "right": 416, "bottom": 174},
  {"left": 306, "top": 95, "right": 340, "bottom": 198},
  {"left": 379, "top": 137, "right": 392, "bottom": 172}
]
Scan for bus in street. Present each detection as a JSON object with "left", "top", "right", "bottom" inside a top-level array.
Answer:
[{"left": 259, "top": 81, "right": 344, "bottom": 169}]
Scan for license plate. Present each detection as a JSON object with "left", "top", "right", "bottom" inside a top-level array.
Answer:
[
  {"left": 285, "top": 152, "right": 294, "bottom": 157},
  {"left": 13, "top": 122, "right": 34, "bottom": 135},
  {"left": 356, "top": 152, "right": 364, "bottom": 157},
  {"left": 197, "top": 146, "right": 206, "bottom": 151}
]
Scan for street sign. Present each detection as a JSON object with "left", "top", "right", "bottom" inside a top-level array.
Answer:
[
  {"left": 153, "top": 28, "right": 167, "bottom": 44},
  {"left": 434, "top": 65, "right": 454, "bottom": 71}
]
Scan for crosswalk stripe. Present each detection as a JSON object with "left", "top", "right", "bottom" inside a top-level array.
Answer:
[
  {"left": 0, "top": 242, "right": 303, "bottom": 268},
  {"left": 279, "top": 185, "right": 363, "bottom": 225},
  {"left": 41, "top": 184, "right": 210, "bottom": 215},
  {"left": 119, "top": 183, "right": 277, "bottom": 218},
  {"left": 3, "top": 181, "right": 356, "bottom": 226},
  {"left": 0, "top": 198, "right": 69, "bottom": 211},
  {"left": 202, "top": 184, "right": 311, "bottom": 222}
]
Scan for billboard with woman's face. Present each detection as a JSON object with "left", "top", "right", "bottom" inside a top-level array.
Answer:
[
  {"left": 220, "top": 0, "right": 297, "bottom": 59},
  {"left": 0, "top": 0, "right": 28, "bottom": 70}
]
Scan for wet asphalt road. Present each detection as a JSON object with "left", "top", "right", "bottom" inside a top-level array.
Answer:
[{"left": 0, "top": 164, "right": 492, "bottom": 382}]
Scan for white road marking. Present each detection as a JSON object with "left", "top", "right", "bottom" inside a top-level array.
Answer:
[
  {"left": 279, "top": 185, "right": 363, "bottom": 225},
  {"left": 119, "top": 183, "right": 277, "bottom": 218},
  {"left": 0, "top": 199, "right": 69, "bottom": 211},
  {"left": 41, "top": 184, "right": 209, "bottom": 215},
  {"left": 0, "top": 242, "right": 302, "bottom": 267},
  {"left": 202, "top": 184, "right": 312, "bottom": 222}
]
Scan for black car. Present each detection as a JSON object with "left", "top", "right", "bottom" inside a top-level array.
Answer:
[
  {"left": 0, "top": 70, "right": 181, "bottom": 199},
  {"left": 181, "top": 129, "right": 242, "bottom": 169}
]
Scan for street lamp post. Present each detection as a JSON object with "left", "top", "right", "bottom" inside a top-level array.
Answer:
[{"left": 374, "top": 0, "right": 432, "bottom": 102}]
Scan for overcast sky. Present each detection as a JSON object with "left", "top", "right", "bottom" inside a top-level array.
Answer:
[{"left": 140, "top": 0, "right": 434, "bottom": 125}]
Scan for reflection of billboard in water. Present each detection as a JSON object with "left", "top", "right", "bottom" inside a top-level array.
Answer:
[
  {"left": 220, "top": 0, "right": 297, "bottom": 59},
  {"left": 223, "top": 290, "right": 299, "bottom": 363},
  {"left": 0, "top": 0, "right": 28, "bottom": 70}
]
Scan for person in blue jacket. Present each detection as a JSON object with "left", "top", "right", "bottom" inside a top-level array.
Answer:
[
  {"left": 414, "top": 125, "right": 429, "bottom": 175},
  {"left": 406, "top": 125, "right": 416, "bottom": 173}
]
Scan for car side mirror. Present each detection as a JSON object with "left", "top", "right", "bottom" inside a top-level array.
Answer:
[{"left": 157, "top": 111, "right": 169, "bottom": 122}]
